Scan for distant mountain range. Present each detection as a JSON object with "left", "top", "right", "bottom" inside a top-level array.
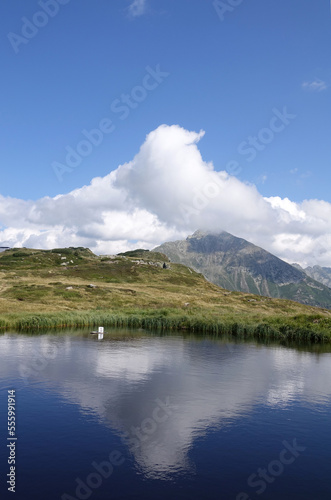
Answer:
[
  {"left": 155, "top": 230, "right": 331, "bottom": 309},
  {"left": 293, "top": 264, "right": 331, "bottom": 289}
]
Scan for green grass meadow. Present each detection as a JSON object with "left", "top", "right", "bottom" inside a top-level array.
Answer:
[{"left": 0, "top": 247, "right": 331, "bottom": 342}]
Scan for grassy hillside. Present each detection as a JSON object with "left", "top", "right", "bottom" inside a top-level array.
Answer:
[{"left": 1, "top": 247, "right": 331, "bottom": 342}]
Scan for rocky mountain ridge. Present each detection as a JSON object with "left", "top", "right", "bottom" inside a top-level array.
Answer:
[
  {"left": 155, "top": 230, "right": 331, "bottom": 309},
  {"left": 293, "top": 263, "right": 331, "bottom": 289}
]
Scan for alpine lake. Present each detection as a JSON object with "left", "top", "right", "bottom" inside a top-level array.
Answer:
[{"left": 1, "top": 328, "right": 330, "bottom": 500}]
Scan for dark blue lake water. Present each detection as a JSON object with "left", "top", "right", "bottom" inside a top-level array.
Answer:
[{"left": 0, "top": 329, "right": 331, "bottom": 500}]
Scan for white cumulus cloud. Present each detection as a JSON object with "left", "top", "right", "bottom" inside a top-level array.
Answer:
[{"left": 1, "top": 124, "right": 331, "bottom": 267}]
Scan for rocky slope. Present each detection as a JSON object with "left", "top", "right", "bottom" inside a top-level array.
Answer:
[
  {"left": 293, "top": 264, "right": 331, "bottom": 289},
  {"left": 155, "top": 230, "right": 331, "bottom": 309}
]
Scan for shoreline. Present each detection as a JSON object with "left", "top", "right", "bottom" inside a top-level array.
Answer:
[{"left": 1, "top": 309, "right": 330, "bottom": 343}]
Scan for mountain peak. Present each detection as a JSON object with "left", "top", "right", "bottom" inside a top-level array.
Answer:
[
  {"left": 188, "top": 229, "right": 227, "bottom": 240},
  {"left": 155, "top": 231, "right": 331, "bottom": 309}
]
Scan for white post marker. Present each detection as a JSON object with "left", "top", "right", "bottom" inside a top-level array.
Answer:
[{"left": 98, "top": 327, "right": 104, "bottom": 333}]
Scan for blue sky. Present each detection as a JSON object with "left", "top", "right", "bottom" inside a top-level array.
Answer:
[{"left": 1, "top": 0, "right": 331, "bottom": 265}]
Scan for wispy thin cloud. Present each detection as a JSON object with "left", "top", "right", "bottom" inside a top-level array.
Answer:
[
  {"left": 128, "top": 0, "right": 147, "bottom": 17},
  {"left": 302, "top": 79, "right": 327, "bottom": 92}
]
